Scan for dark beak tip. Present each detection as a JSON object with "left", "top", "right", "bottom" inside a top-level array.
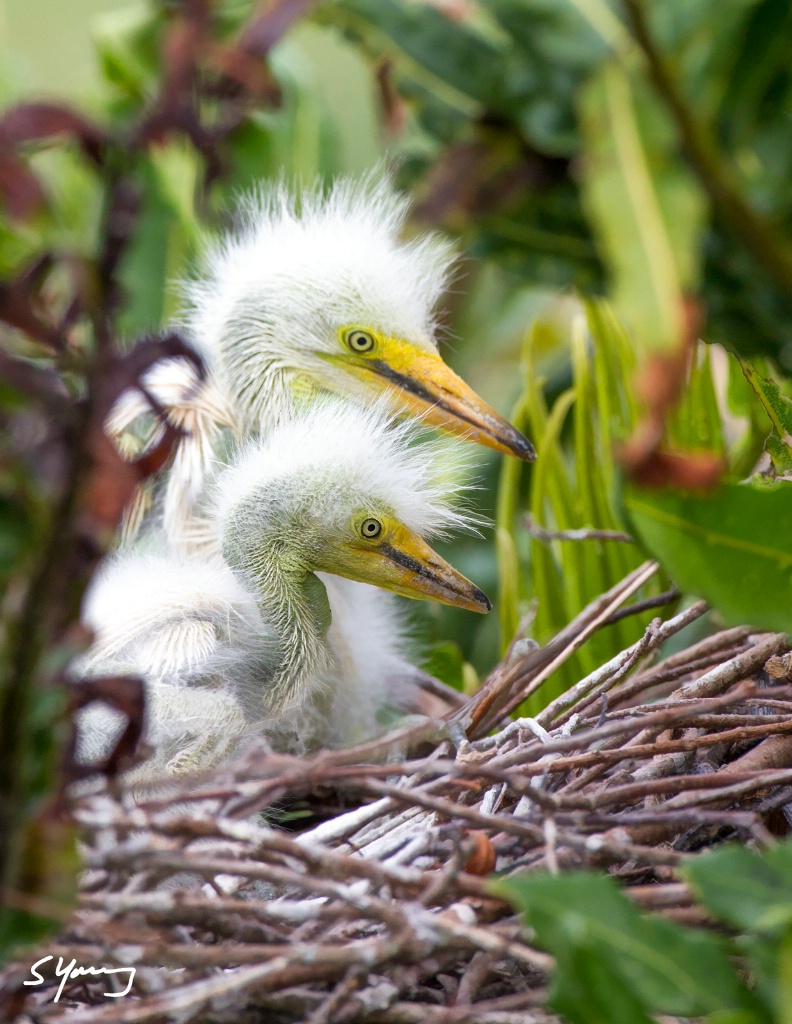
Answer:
[
  {"left": 512, "top": 434, "right": 537, "bottom": 463},
  {"left": 474, "top": 587, "right": 493, "bottom": 613}
]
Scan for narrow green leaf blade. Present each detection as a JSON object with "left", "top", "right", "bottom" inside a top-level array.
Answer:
[
  {"left": 579, "top": 61, "right": 706, "bottom": 353},
  {"left": 740, "top": 360, "right": 792, "bottom": 475}
]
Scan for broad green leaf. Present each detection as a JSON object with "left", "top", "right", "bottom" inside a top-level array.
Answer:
[
  {"left": 552, "top": 941, "right": 655, "bottom": 1024},
  {"left": 778, "top": 927, "right": 792, "bottom": 1024},
  {"left": 92, "top": 3, "right": 161, "bottom": 104},
  {"left": 322, "top": 0, "right": 503, "bottom": 113},
  {"left": 624, "top": 480, "right": 792, "bottom": 633},
  {"left": 579, "top": 61, "right": 706, "bottom": 353},
  {"left": 496, "top": 872, "right": 756, "bottom": 1017},
  {"left": 766, "top": 433, "right": 792, "bottom": 476},
  {"left": 684, "top": 844, "right": 792, "bottom": 934},
  {"left": 739, "top": 930, "right": 788, "bottom": 1023}
]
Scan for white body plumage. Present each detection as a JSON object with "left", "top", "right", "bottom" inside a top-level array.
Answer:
[{"left": 78, "top": 400, "right": 480, "bottom": 782}]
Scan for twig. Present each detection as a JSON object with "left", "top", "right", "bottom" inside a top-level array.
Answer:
[{"left": 523, "top": 515, "right": 635, "bottom": 544}]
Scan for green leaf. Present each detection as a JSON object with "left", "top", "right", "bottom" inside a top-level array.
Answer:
[
  {"left": 421, "top": 641, "right": 465, "bottom": 691},
  {"left": 495, "top": 871, "right": 756, "bottom": 1018},
  {"left": 684, "top": 844, "right": 792, "bottom": 934},
  {"left": 666, "top": 343, "right": 726, "bottom": 454},
  {"left": 326, "top": 0, "right": 503, "bottom": 113},
  {"left": 579, "top": 60, "right": 707, "bottom": 353},
  {"left": 92, "top": 3, "right": 162, "bottom": 104},
  {"left": 740, "top": 359, "right": 792, "bottom": 475},
  {"left": 552, "top": 941, "right": 656, "bottom": 1024},
  {"left": 623, "top": 480, "right": 792, "bottom": 633}
]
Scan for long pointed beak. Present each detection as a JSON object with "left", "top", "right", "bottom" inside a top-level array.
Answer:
[
  {"left": 324, "top": 343, "right": 536, "bottom": 461},
  {"left": 366, "top": 350, "right": 536, "bottom": 462},
  {"left": 378, "top": 533, "right": 492, "bottom": 613},
  {"left": 322, "top": 521, "right": 492, "bottom": 614}
]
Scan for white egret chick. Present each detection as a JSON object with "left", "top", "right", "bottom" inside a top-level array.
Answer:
[
  {"left": 79, "top": 400, "right": 489, "bottom": 779},
  {"left": 110, "top": 175, "right": 534, "bottom": 543}
]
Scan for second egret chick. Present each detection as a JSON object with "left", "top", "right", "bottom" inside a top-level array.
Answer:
[{"left": 78, "top": 400, "right": 489, "bottom": 779}]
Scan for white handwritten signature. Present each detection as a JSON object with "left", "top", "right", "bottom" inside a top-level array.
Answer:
[{"left": 24, "top": 955, "right": 136, "bottom": 1003}]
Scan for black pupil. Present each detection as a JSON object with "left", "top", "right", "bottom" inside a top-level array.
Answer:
[
  {"left": 354, "top": 333, "right": 369, "bottom": 349},
  {"left": 365, "top": 521, "right": 378, "bottom": 535}
]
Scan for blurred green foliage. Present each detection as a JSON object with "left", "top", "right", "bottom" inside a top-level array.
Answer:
[
  {"left": 318, "top": 0, "right": 792, "bottom": 367},
  {"left": 497, "top": 837, "right": 792, "bottom": 1024}
]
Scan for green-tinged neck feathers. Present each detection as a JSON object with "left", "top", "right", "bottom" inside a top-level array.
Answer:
[{"left": 222, "top": 514, "right": 333, "bottom": 715}]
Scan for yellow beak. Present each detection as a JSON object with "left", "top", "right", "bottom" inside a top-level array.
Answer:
[
  {"left": 323, "top": 341, "right": 536, "bottom": 461},
  {"left": 318, "top": 522, "right": 492, "bottom": 614},
  {"left": 372, "top": 531, "right": 492, "bottom": 613}
]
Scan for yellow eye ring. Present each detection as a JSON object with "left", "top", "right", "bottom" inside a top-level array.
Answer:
[
  {"left": 345, "top": 328, "right": 375, "bottom": 354},
  {"left": 360, "top": 517, "right": 382, "bottom": 540}
]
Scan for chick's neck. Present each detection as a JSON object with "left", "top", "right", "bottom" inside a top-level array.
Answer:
[{"left": 222, "top": 519, "right": 333, "bottom": 716}]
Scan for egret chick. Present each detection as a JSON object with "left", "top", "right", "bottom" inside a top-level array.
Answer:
[
  {"left": 79, "top": 400, "right": 489, "bottom": 779},
  {"left": 110, "top": 175, "right": 534, "bottom": 544}
]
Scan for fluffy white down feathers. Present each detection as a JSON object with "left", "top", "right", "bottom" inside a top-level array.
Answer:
[
  {"left": 213, "top": 397, "right": 474, "bottom": 544},
  {"left": 184, "top": 174, "right": 453, "bottom": 375},
  {"left": 84, "top": 176, "right": 478, "bottom": 782},
  {"left": 79, "top": 400, "right": 474, "bottom": 779},
  {"left": 109, "top": 174, "right": 459, "bottom": 548}
]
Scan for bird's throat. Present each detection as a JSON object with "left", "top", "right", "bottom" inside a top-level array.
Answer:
[
  {"left": 255, "top": 566, "right": 333, "bottom": 717},
  {"left": 302, "top": 572, "right": 332, "bottom": 638}
]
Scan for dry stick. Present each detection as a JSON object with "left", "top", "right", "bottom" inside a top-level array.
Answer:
[
  {"left": 602, "top": 627, "right": 755, "bottom": 714},
  {"left": 307, "top": 966, "right": 365, "bottom": 1024},
  {"left": 459, "top": 561, "right": 659, "bottom": 737},
  {"left": 619, "top": 751, "right": 792, "bottom": 852},
  {"left": 468, "top": 561, "right": 660, "bottom": 736},
  {"left": 79, "top": 890, "right": 351, "bottom": 926},
  {"left": 628, "top": 625, "right": 752, "bottom": 687},
  {"left": 523, "top": 516, "right": 636, "bottom": 544},
  {"left": 565, "top": 634, "right": 789, "bottom": 791},
  {"left": 672, "top": 633, "right": 788, "bottom": 700},
  {"left": 606, "top": 647, "right": 753, "bottom": 709},
  {"left": 628, "top": 882, "right": 692, "bottom": 909},
  {"left": 554, "top": 768, "right": 792, "bottom": 812},
  {"left": 600, "top": 588, "right": 681, "bottom": 627},
  {"left": 454, "top": 950, "right": 499, "bottom": 1007},
  {"left": 722, "top": 734, "right": 792, "bottom": 773},
  {"left": 537, "top": 602, "right": 707, "bottom": 729},
  {"left": 43, "top": 934, "right": 411, "bottom": 1024},
  {"left": 621, "top": 633, "right": 791, "bottom": 784},
  {"left": 490, "top": 684, "right": 758, "bottom": 768},
  {"left": 368, "top": 997, "right": 552, "bottom": 1024},
  {"left": 572, "top": 710, "right": 791, "bottom": 729},
  {"left": 362, "top": 778, "right": 683, "bottom": 868},
  {"left": 543, "top": 719, "right": 792, "bottom": 773}
]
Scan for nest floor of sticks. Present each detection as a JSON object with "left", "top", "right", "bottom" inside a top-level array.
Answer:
[{"left": 5, "top": 561, "right": 792, "bottom": 1024}]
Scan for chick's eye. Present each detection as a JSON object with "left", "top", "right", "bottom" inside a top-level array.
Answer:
[
  {"left": 360, "top": 517, "right": 382, "bottom": 540},
  {"left": 346, "top": 329, "right": 375, "bottom": 353}
]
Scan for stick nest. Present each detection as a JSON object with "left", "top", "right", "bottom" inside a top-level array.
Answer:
[{"left": 5, "top": 562, "right": 792, "bottom": 1024}]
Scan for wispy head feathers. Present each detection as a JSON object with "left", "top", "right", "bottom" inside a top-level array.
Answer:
[
  {"left": 183, "top": 172, "right": 456, "bottom": 375},
  {"left": 213, "top": 397, "right": 479, "bottom": 543}
]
